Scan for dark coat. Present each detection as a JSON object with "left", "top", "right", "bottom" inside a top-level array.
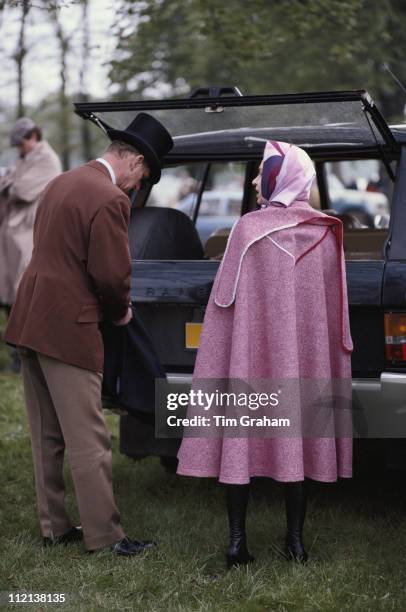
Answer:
[
  {"left": 101, "top": 307, "right": 165, "bottom": 423},
  {"left": 102, "top": 307, "right": 181, "bottom": 459}
]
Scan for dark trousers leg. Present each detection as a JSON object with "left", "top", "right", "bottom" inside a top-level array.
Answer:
[
  {"left": 284, "top": 481, "right": 308, "bottom": 562},
  {"left": 225, "top": 484, "right": 254, "bottom": 567}
]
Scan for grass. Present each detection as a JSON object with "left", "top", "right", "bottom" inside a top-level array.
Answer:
[{"left": 1, "top": 314, "right": 406, "bottom": 610}]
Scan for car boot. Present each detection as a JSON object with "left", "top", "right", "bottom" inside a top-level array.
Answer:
[
  {"left": 226, "top": 483, "right": 254, "bottom": 568},
  {"left": 284, "top": 480, "right": 308, "bottom": 563}
]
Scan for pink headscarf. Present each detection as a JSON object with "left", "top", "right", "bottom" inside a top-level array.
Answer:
[{"left": 259, "top": 140, "right": 315, "bottom": 208}]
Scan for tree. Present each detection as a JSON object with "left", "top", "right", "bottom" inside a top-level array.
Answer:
[
  {"left": 78, "top": 0, "right": 92, "bottom": 160},
  {"left": 0, "top": 1, "right": 6, "bottom": 26},
  {"left": 109, "top": 0, "right": 406, "bottom": 121},
  {"left": 13, "top": 0, "right": 30, "bottom": 117},
  {"left": 48, "top": 1, "right": 72, "bottom": 169}
]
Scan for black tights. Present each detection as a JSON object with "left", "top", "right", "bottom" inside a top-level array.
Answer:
[
  {"left": 226, "top": 481, "right": 307, "bottom": 551},
  {"left": 284, "top": 481, "right": 307, "bottom": 537},
  {"left": 226, "top": 484, "right": 250, "bottom": 548}
]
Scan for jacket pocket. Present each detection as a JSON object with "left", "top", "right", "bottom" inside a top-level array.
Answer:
[{"left": 77, "top": 304, "right": 103, "bottom": 323}]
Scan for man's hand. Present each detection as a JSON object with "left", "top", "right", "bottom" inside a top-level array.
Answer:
[{"left": 113, "top": 306, "right": 133, "bottom": 326}]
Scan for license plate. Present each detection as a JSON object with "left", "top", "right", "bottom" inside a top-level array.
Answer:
[{"left": 185, "top": 322, "right": 202, "bottom": 349}]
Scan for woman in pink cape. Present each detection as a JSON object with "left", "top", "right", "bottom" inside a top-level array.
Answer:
[{"left": 177, "top": 141, "right": 353, "bottom": 567}]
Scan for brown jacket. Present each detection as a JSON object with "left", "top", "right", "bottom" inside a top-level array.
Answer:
[{"left": 4, "top": 160, "right": 131, "bottom": 372}]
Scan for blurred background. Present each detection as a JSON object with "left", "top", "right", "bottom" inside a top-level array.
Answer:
[{"left": 0, "top": 0, "right": 405, "bottom": 170}]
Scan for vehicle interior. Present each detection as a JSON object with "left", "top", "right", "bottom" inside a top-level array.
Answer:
[
  {"left": 131, "top": 154, "right": 396, "bottom": 263},
  {"left": 75, "top": 88, "right": 400, "bottom": 265}
]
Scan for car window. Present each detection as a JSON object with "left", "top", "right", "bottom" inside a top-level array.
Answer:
[
  {"left": 199, "top": 193, "right": 243, "bottom": 216},
  {"left": 146, "top": 164, "right": 207, "bottom": 218},
  {"left": 322, "top": 160, "right": 395, "bottom": 260},
  {"left": 326, "top": 160, "right": 393, "bottom": 228},
  {"left": 197, "top": 162, "right": 245, "bottom": 249},
  {"left": 144, "top": 161, "right": 245, "bottom": 258},
  {"left": 143, "top": 156, "right": 395, "bottom": 262}
]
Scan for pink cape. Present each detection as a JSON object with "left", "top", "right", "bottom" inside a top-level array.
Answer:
[{"left": 177, "top": 201, "right": 353, "bottom": 484}]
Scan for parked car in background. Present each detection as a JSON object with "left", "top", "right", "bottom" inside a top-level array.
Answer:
[
  {"left": 327, "top": 172, "right": 389, "bottom": 228},
  {"left": 76, "top": 88, "right": 406, "bottom": 464},
  {"left": 178, "top": 189, "right": 242, "bottom": 243}
]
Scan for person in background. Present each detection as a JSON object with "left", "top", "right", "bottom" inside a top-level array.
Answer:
[{"left": 0, "top": 118, "right": 61, "bottom": 370}]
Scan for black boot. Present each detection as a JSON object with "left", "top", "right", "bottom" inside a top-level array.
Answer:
[
  {"left": 226, "top": 484, "right": 254, "bottom": 568},
  {"left": 284, "top": 481, "right": 308, "bottom": 563}
]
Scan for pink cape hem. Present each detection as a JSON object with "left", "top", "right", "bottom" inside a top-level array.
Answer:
[{"left": 176, "top": 468, "right": 353, "bottom": 484}]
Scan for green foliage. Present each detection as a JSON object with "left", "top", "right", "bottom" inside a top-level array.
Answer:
[{"left": 110, "top": 0, "right": 406, "bottom": 120}]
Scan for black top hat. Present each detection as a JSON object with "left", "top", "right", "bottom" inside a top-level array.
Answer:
[{"left": 107, "top": 112, "right": 173, "bottom": 184}]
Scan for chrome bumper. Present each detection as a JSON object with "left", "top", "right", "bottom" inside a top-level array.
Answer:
[
  {"left": 168, "top": 372, "right": 406, "bottom": 437},
  {"left": 350, "top": 373, "right": 406, "bottom": 437},
  {"left": 167, "top": 373, "right": 193, "bottom": 387},
  {"left": 168, "top": 373, "right": 406, "bottom": 397},
  {"left": 380, "top": 372, "right": 406, "bottom": 407}
]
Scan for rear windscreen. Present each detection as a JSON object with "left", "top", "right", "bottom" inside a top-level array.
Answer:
[{"left": 94, "top": 100, "right": 385, "bottom": 153}]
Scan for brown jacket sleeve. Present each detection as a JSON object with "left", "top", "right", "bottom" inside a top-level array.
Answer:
[{"left": 87, "top": 195, "right": 131, "bottom": 321}]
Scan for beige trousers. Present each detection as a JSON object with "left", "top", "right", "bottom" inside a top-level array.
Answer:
[{"left": 20, "top": 349, "right": 125, "bottom": 550}]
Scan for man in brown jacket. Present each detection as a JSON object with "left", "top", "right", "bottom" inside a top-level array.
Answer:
[{"left": 5, "top": 113, "right": 173, "bottom": 555}]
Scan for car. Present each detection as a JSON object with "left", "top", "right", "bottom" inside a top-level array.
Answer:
[
  {"left": 75, "top": 88, "right": 406, "bottom": 462},
  {"left": 178, "top": 189, "right": 242, "bottom": 243},
  {"left": 327, "top": 172, "right": 389, "bottom": 227}
]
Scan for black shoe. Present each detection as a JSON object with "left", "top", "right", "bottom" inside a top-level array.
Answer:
[
  {"left": 43, "top": 526, "right": 83, "bottom": 547},
  {"left": 226, "top": 538, "right": 255, "bottom": 569},
  {"left": 285, "top": 530, "right": 308, "bottom": 563},
  {"left": 110, "top": 536, "right": 156, "bottom": 557}
]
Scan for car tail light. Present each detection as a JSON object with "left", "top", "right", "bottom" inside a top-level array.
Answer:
[{"left": 384, "top": 312, "right": 406, "bottom": 364}]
